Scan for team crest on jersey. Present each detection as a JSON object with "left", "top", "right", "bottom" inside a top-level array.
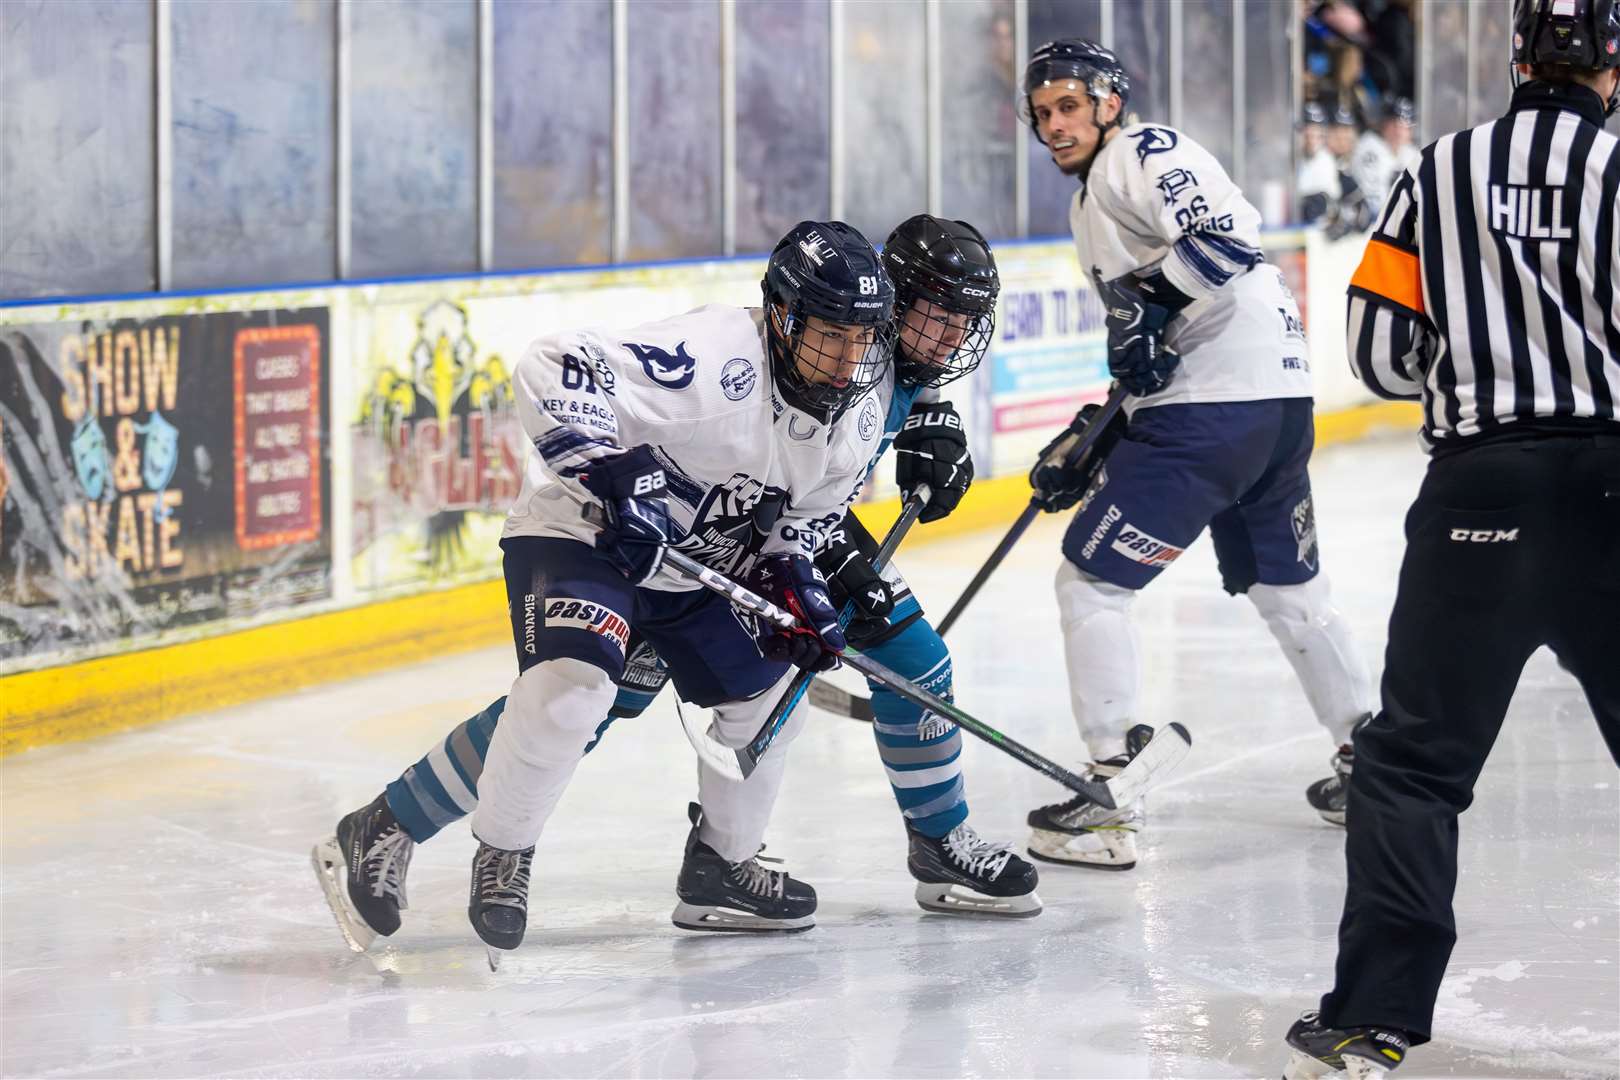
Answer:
[
  {"left": 1291, "top": 495, "right": 1319, "bottom": 571},
  {"left": 1110, "top": 522, "right": 1183, "bottom": 566},
  {"left": 673, "top": 471, "right": 790, "bottom": 573},
  {"left": 625, "top": 341, "right": 697, "bottom": 390},
  {"left": 857, "top": 396, "right": 881, "bottom": 441},
  {"left": 787, "top": 414, "right": 821, "bottom": 441},
  {"left": 1129, "top": 127, "right": 1178, "bottom": 166},
  {"left": 544, "top": 597, "right": 630, "bottom": 654},
  {"left": 720, "top": 357, "right": 757, "bottom": 401}
]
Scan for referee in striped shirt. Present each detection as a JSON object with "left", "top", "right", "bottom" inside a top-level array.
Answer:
[{"left": 1285, "top": 0, "right": 1620, "bottom": 1075}]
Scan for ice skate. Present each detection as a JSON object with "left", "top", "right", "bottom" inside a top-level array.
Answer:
[
  {"left": 311, "top": 792, "right": 414, "bottom": 953},
  {"left": 908, "top": 823, "right": 1041, "bottom": 917},
  {"left": 469, "top": 838, "right": 534, "bottom": 969},
  {"left": 672, "top": 803, "right": 816, "bottom": 932},
  {"left": 1283, "top": 1010, "right": 1408, "bottom": 1079},
  {"left": 1306, "top": 744, "right": 1354, "bottom": 826},
  {"left": 1027, "top": 724, "right": 1152, "bottom": 870}
]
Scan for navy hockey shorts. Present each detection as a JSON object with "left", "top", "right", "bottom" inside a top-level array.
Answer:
[
  {"left": 500, "top": 536, "right": 788, "bottom": 708},
  {"left": 1060, "top": 398, "right": 1321, "bottom": 593}
]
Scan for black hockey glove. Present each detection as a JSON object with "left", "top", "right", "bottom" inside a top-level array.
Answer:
[
  {"left": 744, "top": 553, "right": 846, "bottom": 672},
  {"left": 578, "top": 445, "right": 671, "bottom": 584},
  {"left": 1028, "top": 402, "right": 1127, "bottom": 512},
  {"left": 1097, "top": 270, "right": 1193, "bottom": 397},
  {"left": 816, "top": 522, "right": 895, "bottom": 637},
  {"left": 893, "top": 401, "right": 973, "bottom": 523}
]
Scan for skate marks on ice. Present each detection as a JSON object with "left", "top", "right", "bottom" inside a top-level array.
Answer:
[{"left": 2, "top": 439, "right": 1615, "bottom": 1077}]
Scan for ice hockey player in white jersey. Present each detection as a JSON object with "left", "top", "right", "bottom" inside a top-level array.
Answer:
[
  {"left": 313, "top": 217, "right": 1043, "bottom": 958},
  {"left": 1349, "top": 96, "right": 1419, "bottom": 215},
  {"left": 1015, "top": 39, "right": 1377, "bottom": 869},
  {"left": 316, "top": 220, "right": 901, "bottom": 959}
]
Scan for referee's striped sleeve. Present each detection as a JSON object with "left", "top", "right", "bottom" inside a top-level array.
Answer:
[{"left": 1347, "top": 294, "right": 1426, "bottom": 399}]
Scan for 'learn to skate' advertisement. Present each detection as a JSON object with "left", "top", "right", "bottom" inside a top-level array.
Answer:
[{"left": 1, "top": 235, "right": 1329, "bottom": 675}]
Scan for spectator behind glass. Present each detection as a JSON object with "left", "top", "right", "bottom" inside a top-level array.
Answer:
[
  {"left": 1297, "top": 101, "right": 1341, "bottom": 225},
  {"left": 1362, "top": 0, "right": 1416, "bottom": 102},
  {"left": 1350, "top": 96, "right": 1417, "bottom": 215}
]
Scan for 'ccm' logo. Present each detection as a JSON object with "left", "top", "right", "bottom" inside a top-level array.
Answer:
[
  {"left": 632, "top": 470, "right": 666, "bottom": 497},
  {"left": 1449, "top": 528, "right": 1518, "bottom": 543}
]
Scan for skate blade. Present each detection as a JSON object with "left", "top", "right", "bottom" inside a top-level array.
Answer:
[
  {"left": 1282, "top": 1048, "right": 1341, "bottom": 1080},
  {"left": 1027, "top": 829, "right": 1137, "bottom": 871},
  {"left": 1314, "top": 808, "right": 1347, "bottom": 827},
  {"left": 914, "top": 883, "right": 1042, "bottom": 918},
  {"left": 670, "top": 901, "right": 814, "bottom": 933},
  {"left": 485, "top": 946, "right": 504, "bottom": 973},
  {"left": 1344, "top": 1056, "right": 1393, "bottom": 1080},
  {"left": 311, "top": 838, "right": 376, "bottom": 954}
]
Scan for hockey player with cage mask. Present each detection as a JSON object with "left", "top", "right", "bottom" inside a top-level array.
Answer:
[
  {"left": 315, "top": 216, "right": 1042, "bottom": 962},
  {"left": 316, "top": 220, "right": 898, "bottom": 958},
  {"left": 1016, "top": 39, "right": 1377, "bottom": 870}
]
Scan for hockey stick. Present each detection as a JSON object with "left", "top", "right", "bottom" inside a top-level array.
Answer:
[
  {"left": 808, "top": 383, "right": 1133, "bottom": 724},
  {"left": 935, "top": 382, "right": 1131, "bottom": 636},
  {"left": 660, "top": 546, "right": 1120, "bottom": 806},
  {"left": 730, "top": 486, "right": 932, "bottom": 779}
]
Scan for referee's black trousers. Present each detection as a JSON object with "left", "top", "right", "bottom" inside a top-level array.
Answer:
[{"left": 1319, "top": 431, "right": 1620, "bottom": 1044}]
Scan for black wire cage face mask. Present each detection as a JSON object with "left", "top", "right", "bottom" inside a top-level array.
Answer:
[
  {"left": 895, "top": 297, "right": 995, "bottom": 389},
  {"left": 769, "top": 304, "right": 897, "bottom": 414}
]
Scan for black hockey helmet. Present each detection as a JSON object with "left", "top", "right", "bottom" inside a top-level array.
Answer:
[
  {"left": 881, "top": 214, "right": 999, "bottom": 389},
  {"left": 1019, "top": 38, "right": 1131, "bottom": 146},
  {"left": 1513, "top": 0, "right": 1620, "bottom": 112},
  {"left": 1299, "top": 101, "right": 1329, "bottom": 128},
  {"left": 762, "top": 220, "right": 896, "bottom": 416}
]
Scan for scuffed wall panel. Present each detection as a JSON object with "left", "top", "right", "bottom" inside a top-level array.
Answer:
[
  {"left": 1, "top": 0, "right": 155, "bottom": 299},
  {"left": 170, "top": 0, "right": 335, "bottom": 289},
  {"left": 350, "top": 0, "right": 477, "bottom": 278}
]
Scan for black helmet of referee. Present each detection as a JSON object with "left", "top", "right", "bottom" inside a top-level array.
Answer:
[
  {"left": 1513, "top": 0, "right": 1620, "bottom": 113},
  {"left": 881, "top": 214, "right": 1000, "bottom": 390}
]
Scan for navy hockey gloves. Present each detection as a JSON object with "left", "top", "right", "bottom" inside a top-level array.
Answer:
[
  {"left": 816, "top": 524, "right": 895, "bottom": 638},
  {"left": 744, "top": 553, "right": 847, "bottom": 672},
  {"left": 1097, "top": 271, "right": 1193, "bottom": 397},
  {"left": 1029, "top": 401, "right": 1126, "bottom": 512},
  {"left": 579, "top": 445, "right": 672, "bottom": 584},
  {"left": 894, "top": 401, "right": 974, "bottom": 522}
]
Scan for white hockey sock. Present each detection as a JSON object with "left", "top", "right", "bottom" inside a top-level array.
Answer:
[
  {"left": 1247, "top": 574, "right": 1376, "bottom": 746},
  {"left": 470, "top": 657, "right": 617, "bottom": 852},
  {"left": 1055, "top": 560, "right": 1140, "bottom": 762},
  {"left": 696, "top": 668, "right": 803, "bottom": 863}
]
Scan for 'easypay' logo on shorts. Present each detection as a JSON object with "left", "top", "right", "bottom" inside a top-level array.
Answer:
[
  {"left": 1110, "top": 523, "right": 1183, "bottom": 566},
  {"left": 544, "top": 598, "right": 630, "bottom": 654}
]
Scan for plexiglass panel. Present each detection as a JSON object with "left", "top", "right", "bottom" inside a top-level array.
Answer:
[
  {"left": 1422, "top": 0, "right": 1471, "bottom": 143},
  {"left": 736, "top": 0, "right": 831, "bottom": 254},
  {"left": 349, "top": 0, "right": 477, "bottom": 278},
  {"left": 940, "top": 0, "right": 1018, "bottom": 239},
  {"left": 1469, "top": 0, "right": 1514, "bottom": 126},
  {"left": 841, "top": 0, "right": 926, "bottom": 248},
  {"left": 171, "top": 0, "right": 336, "bottom": 288},
  {"left": 1, "top": 0, "right": 154, "bottom": 298},
  {"left": 626, "top": 0, "right": 723, "bottom": 261},
  {"left": 1180, "top": 0, "right": 1235, "bottom": 175},
  {"left": 1026, "top": 0, "right": 1101, "bottom": 236},
  {"left": 1112, "top": 0, "right": 1171, "bottom": 127},
  {"left": 1243, "top": 1, "right": 1294, "bottom": 226},
  {"left": 492, "top": 0, "right": 613, "bottom": 268}
]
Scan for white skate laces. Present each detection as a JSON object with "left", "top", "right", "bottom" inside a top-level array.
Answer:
[
  {"left": 476, "top": 848, "right": 531, "bottom": 912},
  {"left": 728, "top": 857, "right": 786, "bottom": 899},
  {"left": 943, "top": 825, "right": 1013, "bottom": 881},
  {"left": 362, "top": 828, "right": 413, "bottom": 908}
]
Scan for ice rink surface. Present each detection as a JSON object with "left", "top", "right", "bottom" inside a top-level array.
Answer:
[{"left": 3, "top": 434, "right": 1617, "bottom": 1079}]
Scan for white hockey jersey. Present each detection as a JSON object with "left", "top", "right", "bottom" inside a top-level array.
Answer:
[
  {"left": 503, "top": 304, "right": 890, "bottom": 592},
  {"left": 1070, "top": 122, "right": 1313, "bottom": 411}
]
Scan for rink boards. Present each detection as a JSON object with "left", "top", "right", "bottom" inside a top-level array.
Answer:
[{"left": 0, "top": 232, "right": 1416, "bottom": 753}]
